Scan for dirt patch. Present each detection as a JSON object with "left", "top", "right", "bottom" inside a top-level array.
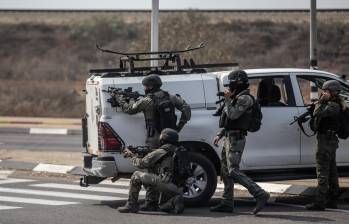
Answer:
[{"left": 0, "top": 149, "right": 82, "bottom": 166}]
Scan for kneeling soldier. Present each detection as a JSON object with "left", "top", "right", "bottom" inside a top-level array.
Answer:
[{"left": 118, "top": 128, "right": 184, "bottom": 214}]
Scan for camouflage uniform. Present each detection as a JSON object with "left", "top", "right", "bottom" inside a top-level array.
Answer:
[
  {"left": 216, "top": 90, "right": 266, "bottom": 208},
  {"left": 125, "top": 144, "right": 183, "bottom": 210},
  {"left": 117, "top": 90, "right": 191, "bottom": 149},
  {"left": 312, "top": 98, "right": 342, "bottom": 205},
  {"left": 117, "top": 90, "right": 191, "bottom": 205}
]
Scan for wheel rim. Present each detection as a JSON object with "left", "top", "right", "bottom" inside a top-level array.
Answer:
[{"left": 183, "top": 162, "right": 208, "bottom": 199}]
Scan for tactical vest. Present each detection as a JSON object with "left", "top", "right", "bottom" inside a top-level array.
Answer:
[
  {"left": 316, "top": 100, "right": 341, "bottom": 133},
  {"left": 220, "top": 95, "right": 253, "bottom": 131},
  {"left": 153, "top": 144, "right": 175, "bottom": 175}
]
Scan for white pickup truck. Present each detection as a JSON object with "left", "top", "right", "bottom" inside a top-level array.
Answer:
[{"left": 81, "top": 52, "right": 349, "bottom": 205}]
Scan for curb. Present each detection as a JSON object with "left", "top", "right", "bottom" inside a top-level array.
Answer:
[
  {"left": 0, "top": 160, "right": 82, "bottom": 175},
  {"left": 0, "top": 127, "right": 82, "bottom": 135}
]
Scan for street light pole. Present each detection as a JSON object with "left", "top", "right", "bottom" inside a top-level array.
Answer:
[
  {"left": 151, "top": 0, "right": 159, "bottom": 67},
  {"left": 310, "top": 0, "right": 318, "bottom": 69}
]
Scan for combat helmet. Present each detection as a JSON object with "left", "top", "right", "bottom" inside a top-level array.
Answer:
[
  {"left": 142, "top": 74, "right": 162, "bottom": 89},
  {"left": 322, "top": 80, "right": 341, "bottom": 93},
  {"left": 159, "top": 128, "right": 179, "bottom": 144}
]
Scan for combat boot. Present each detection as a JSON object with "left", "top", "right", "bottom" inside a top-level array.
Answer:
[
  {"left": 118, "top": 202, "right": 139, "bottom": 213},
  {"left": 139, "top": 201, "right": 159, "bottom": 212},
  {"left": 210, "top": 203, "right": 234, "bottom": 213},
  {"left": 173, "top": 195, "right": 185, "bottom": 214},
  {"left": 305, "top": 203, "right": 325, "bottom": 211},
  {"left": 325, "top": 200, "right": 338, "bottom": 209},
  {"left": 253, "top": 191, "right": 270, "bottom": 215},
  {"left": 159, "top": 196, "right": 184, "bottom": 214}
]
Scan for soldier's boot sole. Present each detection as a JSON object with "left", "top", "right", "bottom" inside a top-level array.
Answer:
[
  {"left": 210, "top": 203, "right": 234, "bottom": 213},
  {"left": 253, "top": 192, "right": 270, "bottom": 215},
  {"left": 305, "top": 203, "right": 325, "bottom": 211}
]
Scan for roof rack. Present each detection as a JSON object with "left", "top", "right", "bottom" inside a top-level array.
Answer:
[{"left": 93, "top": 42, "right": 238, "bottom": 75}]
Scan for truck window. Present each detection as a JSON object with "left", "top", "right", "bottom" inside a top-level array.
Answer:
[
  {"left": 297, "top": 75, "right": 349, "bottom": 105},
  {"left": 249, "top": 76, "right": 292, "bottom": 107}
]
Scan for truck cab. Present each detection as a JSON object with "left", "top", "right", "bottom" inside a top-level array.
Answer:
[{"left": 81, "top": 47, "right": 349, "bottom": 205}]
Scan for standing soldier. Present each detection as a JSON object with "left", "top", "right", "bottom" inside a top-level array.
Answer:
[
  {"left": 118, "top": 128, "right": 184, "bottom": 214},
  {"left": 306, "top": 80, "right": 346, "bottom": 210},
  {"left": 210, "top": 70, "right": 270, "bottom": 215},
  {"left": 115, "top": 74, "right": 191, "bottom": 211}
]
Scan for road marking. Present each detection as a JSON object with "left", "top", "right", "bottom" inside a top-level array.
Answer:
[
  {"left": 31, "top": 183, "right": 145, "bottom": 195},
  {"left": 33, "top": 164, "right": 75, "bottom": 174},
  {"left": 29, "top": 128, "right": 68, "bottom": 135},
  {"left": 0, "top": 178, "right": 36, "bottom": 185},
  {"left": 0, "top": 187, "right": 125, "bottom": 201},
  {"left": 217, "top": 182, "right": 292, "bottom": 194},
  {"left": 0, "top": 205, "right": 22, "bottom": 210},
  {"left": 0, "top": 170, "right": 14, "bottom": 179},
  {"left": 0, "top": 196, "right": 78, "bottom": 206}
]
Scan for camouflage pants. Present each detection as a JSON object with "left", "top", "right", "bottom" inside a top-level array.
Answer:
[
  {"left": 220, "top": 133, "right": 264, "bottom": 207},
  {"left": 144, "top": 130, "right": 161, "bottom": 205},
  {"left": 127, "top": 171, "right": 182, "bottom": 207},
  {"left": 315, "top": 133, "right": 340, "bottom": 204}
]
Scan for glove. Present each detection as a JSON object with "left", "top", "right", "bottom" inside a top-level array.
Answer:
[{"left": 123, "top": 148, "right": 135, "bottom": 158}]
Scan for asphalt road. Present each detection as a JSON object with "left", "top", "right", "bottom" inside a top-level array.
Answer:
[
  {"left": 0, "top": 174, "right": 349, "bottom": 224},
  {"left": 0, "top": 133, "right": 82, "bottom": 152}
]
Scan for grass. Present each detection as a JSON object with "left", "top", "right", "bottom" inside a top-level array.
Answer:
[{"left": 0, "top": 11, "right": 348, "bottom": 117}]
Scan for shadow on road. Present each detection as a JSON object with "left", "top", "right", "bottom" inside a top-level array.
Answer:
[{"left": 98, "top": 197, "right": 335, "bottom": 222}]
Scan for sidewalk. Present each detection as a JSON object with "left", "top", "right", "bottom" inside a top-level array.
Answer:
[{"left": 0, "top": 116, "right": 82, "bottom": 135}]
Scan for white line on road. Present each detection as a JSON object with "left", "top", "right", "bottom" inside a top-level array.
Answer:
[
  {"left": 33, "top": 164, "right": 75, "bottom": 174},
  {"left": 0, "top": 178, "right": 36, "bottom": 185},
  {"left": 0, "top": 170, "right": 14, "bottom": 179},
  {"left": 0, "top": 196, "right": 78, "bottom": 206},
  {"left": 0, "top": 205, "right": 22, "bottom": 210},
  {"left": 29, "top": 128, "right": 68, "bottom": 135},
  {"left": 0, "top": 187, "right": 125, "bottom": 201},
  {"left": 216, "top": 182, "right": 292, "bottom": 194},
  {"left": 31, "top": 183, "right": 145, "bottom": 195}
]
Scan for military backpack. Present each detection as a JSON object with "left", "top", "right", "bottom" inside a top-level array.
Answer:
[{"left": 337, "top": 106, "right": 349, "bottom": 139}]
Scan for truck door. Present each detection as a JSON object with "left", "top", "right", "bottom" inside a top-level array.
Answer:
[
  {"left": 242, "top": 74, "right": 301, "bottom": 167},
  {"left": 295, "top": 74, "right": 349, "bottom": 165}
]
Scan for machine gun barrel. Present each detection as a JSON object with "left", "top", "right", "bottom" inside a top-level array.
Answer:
[
  {"left": 123, "top": 145, "right": 152, "bottom": 158},
  {"left": 102, "top": 87, "right": 145, "bottom": 108}
]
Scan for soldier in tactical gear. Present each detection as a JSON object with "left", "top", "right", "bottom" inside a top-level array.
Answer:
[
  {"left": 211, "top": 70, "right": 270, "bottom": 215},
  {"left": 305, "top": 80, "right": 347, "bottom": 211},
  {"left": 115, "top": 74, "right": 191, "bottom": 211},
  {"left": 118, "top": 128, "right": 185, "bottom": 214}
]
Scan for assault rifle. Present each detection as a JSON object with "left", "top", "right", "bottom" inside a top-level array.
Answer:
[
  {"left": 213, "top": 92, "right": 225, "bottom": 116},
  {"left": 102, "top": 87, "right": 145, "bottom": 108},
  {"left": 290, "top": 103, "right": 317, "bottom": 137},
  {"left": 122, "top": 145, "right": 152, "bottom": 158}
]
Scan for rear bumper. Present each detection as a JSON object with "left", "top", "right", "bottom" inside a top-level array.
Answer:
[{"left": 82, "top": 153, "right": 118, "bottom": 178}]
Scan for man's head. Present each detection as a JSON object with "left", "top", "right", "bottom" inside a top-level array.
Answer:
[
  {"left": 159, "top": 128, "right": 179, "bottom": 145},
  {"left": 321, "top": 80, "right": 341, "bottom": 100},
  {"left": 225, "top": 70, "right": 249, "bottom": 94},
  {"left": 142, "top": 74, "right": 162, "bottom": 94}
]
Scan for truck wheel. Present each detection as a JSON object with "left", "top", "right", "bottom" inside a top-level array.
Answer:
[{"left": 183, "top": 152, "right": 217, "bottom": 206}]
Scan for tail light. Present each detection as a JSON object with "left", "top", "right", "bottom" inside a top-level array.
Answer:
[{"left": 98, "top": 122, "right": 124, "bottom": 152}]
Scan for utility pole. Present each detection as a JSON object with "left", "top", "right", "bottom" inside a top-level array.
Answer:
[
  {"left": 151, "top": 0, "right": 159, "bottom": 67},
  {"left": 310, "top": 0, "right": 318, "bottom": 101}
]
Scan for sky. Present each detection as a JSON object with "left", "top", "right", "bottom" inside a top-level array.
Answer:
[{"left": 0, "top": 0, "right": 349, "bottom": 10}]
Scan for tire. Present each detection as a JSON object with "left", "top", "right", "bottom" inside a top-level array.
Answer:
[{"left": 183, "top": 152, "right": 217, "bottom": 207}]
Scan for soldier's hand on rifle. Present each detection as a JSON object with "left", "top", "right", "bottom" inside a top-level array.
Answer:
[{"left": 123, "top": 148, "right": 135, "bottom": 158}]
